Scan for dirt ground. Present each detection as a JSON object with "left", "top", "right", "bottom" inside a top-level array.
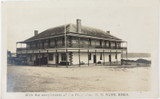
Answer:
[{"left": 7, "top": 65, "right": 151, "bottom": 92}]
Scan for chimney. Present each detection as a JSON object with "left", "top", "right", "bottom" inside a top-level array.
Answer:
[
  {"left": 106, "top": 31, "right": 110, "bottom": 34},
  {"left": 76, "top": 19, "right": 81, "bottom": 33},
  {"left": 34, "top": 30, "right": 38, "bottom": 36}
]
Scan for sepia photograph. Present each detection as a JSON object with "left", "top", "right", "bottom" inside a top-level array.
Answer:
[{"left": 1, "top": 0, "right": 159, "bottom": 98}]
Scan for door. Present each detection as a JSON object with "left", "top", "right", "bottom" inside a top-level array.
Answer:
[
  {"left": 42, "top": 57, "right": 47, "bottom": 65},
  {"left": 34, "top": 54, "right": 38, "bottom": 65},
  {"left": 56, "top": 53, "right": 59, "bottom": 64},
  {"left": 109, "top": 55, "right": 111, "bottom": 63},
  {"left": 93, "top": 55, "right": 96, "bottom": 63}
]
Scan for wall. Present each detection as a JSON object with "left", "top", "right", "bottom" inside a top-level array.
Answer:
[
  {"left": 72, "top": 52, "right": 121, "bottom": 65},
  {"left": 25, "top": 52, "right": 122, "bottom": 65},
  {"left": 26, "top": 54, "right": 36, "bottom": 65},
  {"left": 48, "top": 53, "right": 56, "bottom": 64},
  {"left": 72, "top": 52, "right": 79, "bottom": 64},
  {"left": 47, "top": 53, "right": 69, "bottom": 65}
]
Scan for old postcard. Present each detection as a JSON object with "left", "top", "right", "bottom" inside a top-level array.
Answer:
[{"left": 1, "top": 0, "right": 159, "bottom": 99}]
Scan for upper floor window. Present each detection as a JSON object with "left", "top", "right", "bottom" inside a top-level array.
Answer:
[
  {"left": 48, "top": 39, "right": 50, "bottom": 48},
  {"left": 62, "top": 37, "right": 65, "bottom": 46},
  {"left": 55, "top": 38, "right": 57, "bottom": 47},
  {"left": 38, "top": 42, "right": 41, "bottom": 49},
  {"left": 104, "top": 41, "right": 106, "bottom": 47},
  {"left": 117, "top": 42, "right": 121, "bottom": 48},
  {"left": 100, "top": 40, "right": 102, "bottom": 47},
  {"left": 109, "top": 41, "right": 111, "bottom": 47},
  {"left": 36, "top": 42, "right": 38, "bottom": 48},
  {"left": 115, "top": 42, "right": 117, "bottom": 48},
  {"left": 26, "top": 43, "right": 30, "bottom": 49},
  {"left": 42, "top": 41, "right": 44, "bottom": 49},
  {"left": 115, "top": 53, "right": 117, "bottom": 59},
  {"left": 89, "top": 39, "right": 91, "bottom": 46}
]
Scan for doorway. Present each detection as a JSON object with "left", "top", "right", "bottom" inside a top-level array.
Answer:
[
  {"left": 109, "top": 55, "right": 111, "bottom": 63},
  {"left": 93, "top": 55, "right": 96, "bottom": 63},
  {"left": 56, "top": 53, "right": 59, "bottom": 64}
]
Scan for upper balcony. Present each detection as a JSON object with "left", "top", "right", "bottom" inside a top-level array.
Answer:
[
  {"left": 16, "top": 37, "right": 127, "bottom": 54},
  {"left": 16, "top": 44, "right": 127, "bottom": 54}
]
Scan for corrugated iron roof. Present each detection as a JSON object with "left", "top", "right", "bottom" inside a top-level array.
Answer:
[{"left": 24, "top": 24, "right": 121, "bottom": 42}]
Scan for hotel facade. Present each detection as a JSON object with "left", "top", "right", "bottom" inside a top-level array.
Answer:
[{"left": 16, "top": 19, "right": 127, "bottom": 66}]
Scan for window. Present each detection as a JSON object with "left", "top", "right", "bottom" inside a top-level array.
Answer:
[
  {"left": 36, "top": 54, "right": 38, "bottom": 59},
  {"left": 115, "top": 53, "right": 117, "bottom": 59},
  {"left": 36, "top": 42, "right": 38, "bottom": 48},
  {"left": 100, "top": 52, "right": 102, "bottom": 60},
  {"left": 55, "top": 39, "right": 57, "bottom": 47},
  {"left": 48, "top": 39, "right": 50, "bottom": 48},
  {"left": 62, "top": 37, "right": 65, "bottom": 46},
  {"left": 49, "top": 54, "right": 53, "bottom": 60},
  {"left": 106, "top": 41, "right": 109, "bottom": 47},
  {"left": 50, "top": 39, "right": 55, "bottom": 48},
  {"left": 88, "top": 53, "right": 91, "bottom": 60},
  {"left": 30, "top": 55, "right": 32, "bottom": 61},
  {"left": 38, "top": 42, "right": 41, "bottom": 49},
  {"left": 109, "top": 41, "right": 111, "bottom": 47},
  {"left": 42, "top": 41, "right": 44, "bottom": 49},
  {"left": 30, "top": 43, "right": 32, "bottom": 49},
  {"left": 115, "top": 42, "right": 117, "bottom": 48},
  {"left": 104, "top": 41, "right": 106, "bottom": 47},
  {"left": 89, "top": 39, "right": 91, "bottom": 46},
  {"left": 117, "top": 42, "right": 121, "bottom": 48},
  {"left": 61, "top": 53, "right": 67, "bottom": 61},
  {"left": 100, "top": 40, "right": 102, "bottom": 47}
]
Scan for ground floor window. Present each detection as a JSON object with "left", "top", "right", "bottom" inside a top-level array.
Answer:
[
  {"left": 49, "top": 54, "right": 53, "bottom": 60},
  {"left": 30, "top": 55, "right": 32, "bottom": 61},
  {"left": 61, "top": 53, "right": 67, "bottom": 61}
]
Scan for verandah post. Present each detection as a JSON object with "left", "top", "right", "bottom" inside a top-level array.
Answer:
[
  {"left": 66, "top": 49, "right": 68, "bottom": 68},
  {"left": 39, "top": 50, "right": 41, "bottom": 66},
  {"left": 88, "top": 38, "right": 89, "bottom": 66},
  {"left": 79, "top": 49, "right": 80, "bottom": 67},
  {"left": 78, "top": 38, "right": 80, "bottom": 67},
  {"left": 116, "top": 43, "right": 118, "bottom": 65},
  {"left": 109, "top": 50, "right": 112, "bottom": 65},
  {"left": 56, "top": 49, "right": 57, "bottom": 67},
  {"left": 126, "top": 42, "right": 128, "bottom": 65},
  {"left": 16, "top": 42, "right": 17, "bottom": 58},
  {"left": 47, "top": 50, "right": 48, "bottom": 67},
  {"left": 88, "top": 49, "right": 89, "bottom": 66},
  {"left": 21, "top": 43, "right": 22, "bottom": 54},
  {"left": 103, "top": 50, "right": 105, "bottom": 65},
  {"left": 95, "top": 50, "right": 97, "bottom": 66},
  {"left": 121, "top": 50, "right": 123, "bottom": 65}
]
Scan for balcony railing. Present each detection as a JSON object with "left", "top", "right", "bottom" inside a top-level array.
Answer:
[{"left": 16, "top": 46, "right": 127, "bottom": 54}]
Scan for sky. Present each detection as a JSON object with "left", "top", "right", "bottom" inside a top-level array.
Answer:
[{"left": 2, "top": 0, "right": 159, "bottom": 53}]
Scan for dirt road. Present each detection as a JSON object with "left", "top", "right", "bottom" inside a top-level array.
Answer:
[{"left": 7, "top": 65, "right": 151, "bottom": 92}]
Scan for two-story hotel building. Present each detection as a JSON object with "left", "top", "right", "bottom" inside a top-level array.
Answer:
[{"left": 16, "top": 19, "right": 127, "bottom": 66}]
